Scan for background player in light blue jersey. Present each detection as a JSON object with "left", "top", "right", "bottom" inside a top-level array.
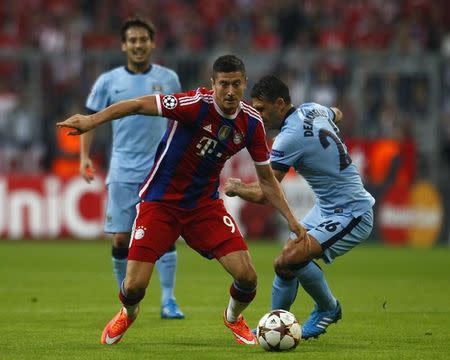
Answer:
[
  {"left": 225, "top": 75, "right": 375, "bottom": 339},
  {"left": 80, "top": 18, "right": 184, "bottom": 319}
]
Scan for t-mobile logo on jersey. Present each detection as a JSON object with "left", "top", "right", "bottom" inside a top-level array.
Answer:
[{"left": 195, "top": 136, "right": 223, "bottom": 158}]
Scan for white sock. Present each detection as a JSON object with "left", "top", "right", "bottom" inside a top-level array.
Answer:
[
  {"left": 123, "top": 304, "right": 139, "bottom": 319},
  {"left": 226, "top": 297, "right": 248, "bottom": 323}
]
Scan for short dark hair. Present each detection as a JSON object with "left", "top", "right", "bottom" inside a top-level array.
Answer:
[
  {"left": 121, "top": 18, "right": 156, "bottom": 42},
  {"left": 212, "top": 55, "right": 246, "bottom": 78},
  {"left": 251, "top": 75, "right": 291, "bottom": 103}
]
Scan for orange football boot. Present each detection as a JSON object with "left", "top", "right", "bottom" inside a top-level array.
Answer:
[
  {"left": 223, "top": 310, "right": 257, "bottom": 345},
  {"left": 101, "top": 307, "right": 138, "bottom": 345}
]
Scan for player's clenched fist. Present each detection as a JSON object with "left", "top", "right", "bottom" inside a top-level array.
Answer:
[
  {"left": 80, "top": 157, "right": 95, "bottom": 183},
  {"left": 56, "top": 114, "right": 95, "bottom": 135},
  {"left": 224, "top": 178, "right": 242, "bottom": 197}
]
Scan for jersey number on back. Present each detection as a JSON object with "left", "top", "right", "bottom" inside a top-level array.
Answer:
[{"left": 318, "top": 129, "right": 352, "bottom": 171}]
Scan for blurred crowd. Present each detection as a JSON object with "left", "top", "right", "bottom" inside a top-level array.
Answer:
[
  {"left": 0, "top": 0, "right": 450, "bottom": 175},
  {"left": 1, "top": 0, "right": 448, "bottom": 53}
]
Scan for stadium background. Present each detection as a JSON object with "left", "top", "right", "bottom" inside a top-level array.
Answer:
[{"left": 0, "top": 0, "right": 449, "bottom": 247}]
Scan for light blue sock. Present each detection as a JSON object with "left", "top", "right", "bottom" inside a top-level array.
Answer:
[
  {"left": 295, "top": 261, "right": 337, "bottom": 311},
  {"left": 156, "top": 250, "right": 177, "bottom": 304},
  {"left": 112, "top": 257, "right": 127, "bottom": 289},
  {"left": 271, "top": 274, "right": 299, "bottom": 311}
]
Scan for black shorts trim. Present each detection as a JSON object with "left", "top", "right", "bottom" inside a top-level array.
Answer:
[{"left": 321, "top": 216, "right": 362, "bottom": 250}]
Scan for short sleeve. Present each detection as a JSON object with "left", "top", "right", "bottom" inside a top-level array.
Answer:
[
  {"left": 247, "top": 118, "right": 270, "bottom": 165},
  {"left": 85, "top": 73, "right": 110, "bottom": 112},
  {"left": 270, "top": 128, "right": 304, "bottom": 170},
  {"left": 155, "top": 89, "right": 204, "bottom": 125},
  {"left": 327, "top": 107, "right": 336, "bottom": 122}
]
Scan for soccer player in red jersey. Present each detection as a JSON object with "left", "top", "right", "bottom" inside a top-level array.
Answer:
[{"left": 57, "top": 55, "right": 306, "bottom": 346}]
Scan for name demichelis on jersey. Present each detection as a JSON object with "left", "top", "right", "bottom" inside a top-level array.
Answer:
[{"left": 270, "top": 103, "right": 374, "bottom": 217}]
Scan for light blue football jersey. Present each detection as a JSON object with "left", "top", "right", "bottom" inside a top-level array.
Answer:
[
  {"left": 86, "top": 64, "right": 181, "bottom": 184},
  {"left": 270, "top": 103, "right": 375, "bottom": 217}
]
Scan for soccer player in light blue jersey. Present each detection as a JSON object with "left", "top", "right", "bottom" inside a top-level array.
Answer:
[
  {"left": 80, "top": 18, "right": 184, "bottom": 319},
  {"left": 225, "top": 75, "right": 375, "bottom": 339}
]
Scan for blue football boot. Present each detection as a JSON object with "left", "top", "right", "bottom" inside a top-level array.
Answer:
[
  {"left": 161, "top": 298, "right": 185, "bottom": 319},
  {"left": 301, "top": 301, "right": 342, "bottom": 339}
]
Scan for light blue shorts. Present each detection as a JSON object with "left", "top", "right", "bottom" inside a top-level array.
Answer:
[
  {"left": 300, "top": 206, "right": 374, "bottom": 264},
  {"left": 104, "top": 182, "right": 140, "bottom": 233}
]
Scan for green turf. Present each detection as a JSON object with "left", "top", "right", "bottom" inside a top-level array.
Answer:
[{"left": 0, "top": 241, "right": 449, "bottom": 359}]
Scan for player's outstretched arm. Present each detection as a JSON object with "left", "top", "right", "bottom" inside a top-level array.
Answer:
[
  {"left": 224, "top": 178, "right": 266, "bottom": 204},
  {"left": 56, "top": 95, "right": 159, "bottom": 135},
  {"left": 253, "top": 164, "right": 306, "bottom": 241},
  {"left": 224, "top": 168, "right": 287, "bottom": 204}
]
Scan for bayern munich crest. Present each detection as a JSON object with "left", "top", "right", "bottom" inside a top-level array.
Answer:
[
  {"left": 233, "top": 131, "right": 243, "bottom": 144},
  {"left": 133, "top": 226, "right": 147, "bottom": 240},
  {"left": 162, "top": 95, "right": 177, "bottom": 109}
]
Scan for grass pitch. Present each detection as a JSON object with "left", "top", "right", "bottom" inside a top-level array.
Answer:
[{"left": 0, "top": 241, "right": 449, "bottom": 359}]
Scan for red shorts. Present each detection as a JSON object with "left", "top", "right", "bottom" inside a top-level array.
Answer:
[{"left": 128, "top": 200, "right": 247, "bottom": 263}]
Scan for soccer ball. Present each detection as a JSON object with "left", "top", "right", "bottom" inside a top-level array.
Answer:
[{"left": 256, "top": 309, "right": 301, "bottom": 351}]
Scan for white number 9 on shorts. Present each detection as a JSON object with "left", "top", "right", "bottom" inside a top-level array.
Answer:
[{"left": 223, "top": 215, "right": 236, "bottom": 233}]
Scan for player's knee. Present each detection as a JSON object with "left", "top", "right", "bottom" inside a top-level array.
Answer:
[
  {"left": 113, "top": 233, "right": 131, "bottom": 248},
  {"left": 285, "top": 239, "right": 314, "bottom": 264},
  {"left": 274, "top": 256, "right": 295, "bottom": 279},
  {"left": 274, "top": 242, "right": 311, "bottom": 277}
]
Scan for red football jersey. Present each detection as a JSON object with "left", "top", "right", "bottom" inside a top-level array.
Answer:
[{"left": 138, "top": 88, "right": 270, "bottom": 209}]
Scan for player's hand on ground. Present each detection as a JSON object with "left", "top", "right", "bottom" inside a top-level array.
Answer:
[
  {"left": 80, "top": 157, "right": 95, "bottom": 183},
  {"left": 224, "top": 178, "right": 242, "bottom": 197},
  {"left": 56, "top": 114, "right": 94, "bottom": 135}
]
